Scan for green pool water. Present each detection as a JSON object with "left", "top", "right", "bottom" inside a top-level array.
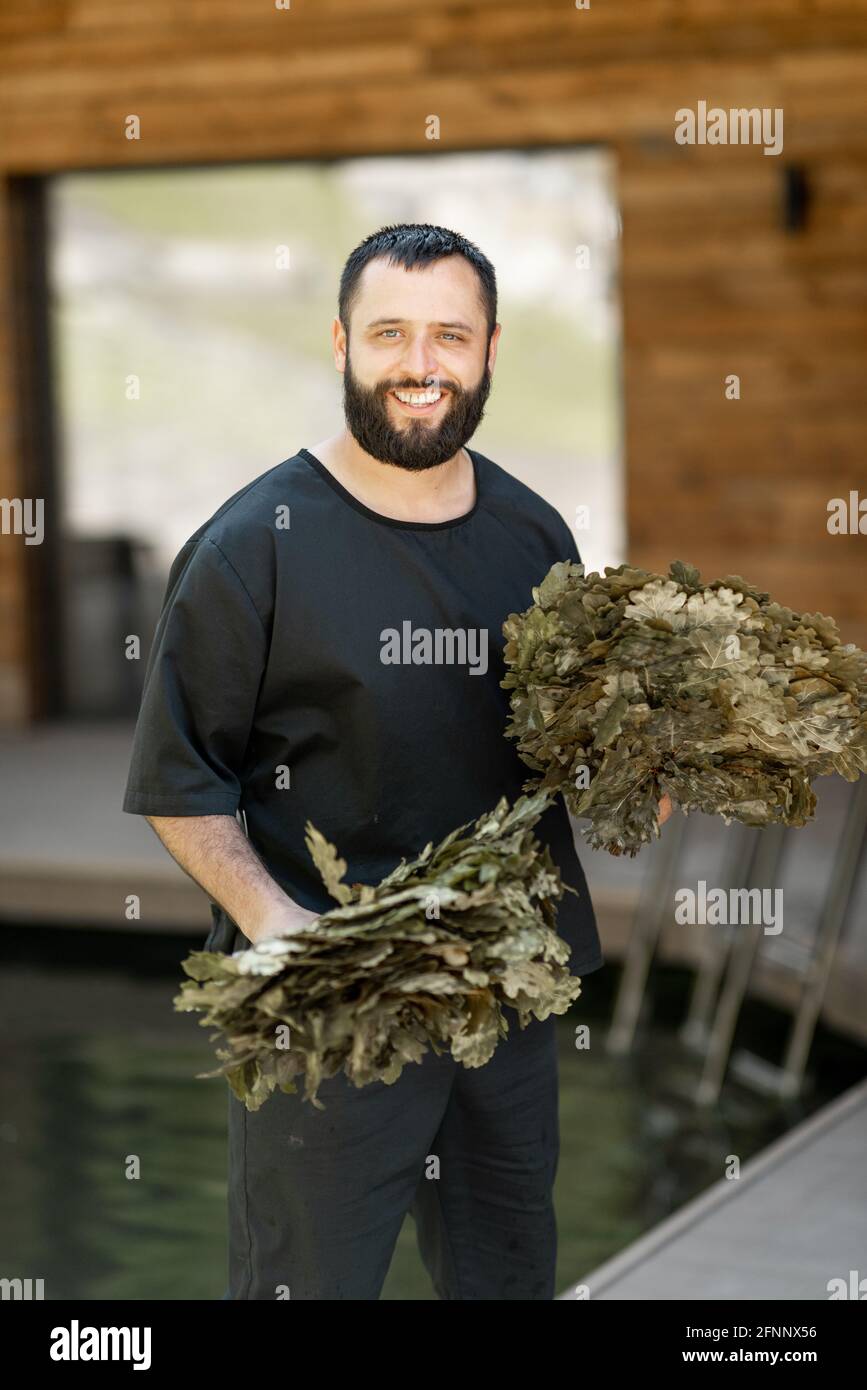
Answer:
[{"left": 1, "top": 927, "right": 863, "bottom": 1301}]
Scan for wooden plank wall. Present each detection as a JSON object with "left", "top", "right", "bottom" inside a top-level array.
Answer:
[
  {"left": 0, "top": 0, "right": 865, "bottom": 721},
  {"left": 0, "top": 179, "right": 29, "bottom": 721}
]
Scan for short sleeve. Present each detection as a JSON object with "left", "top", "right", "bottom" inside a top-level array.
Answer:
[{"left": 122, "top": 536, "right": 269, "bottom": 817}]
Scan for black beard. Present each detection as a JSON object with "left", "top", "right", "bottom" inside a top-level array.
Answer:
[{"left": 342, "top": 345, "right": 492, "bottom": 472}]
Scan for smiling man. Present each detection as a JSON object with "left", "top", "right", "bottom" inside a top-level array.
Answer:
[{"left": 123, "top": 223, "right": 610, "bottom": 1301}]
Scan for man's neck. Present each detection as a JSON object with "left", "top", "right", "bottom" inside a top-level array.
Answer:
[{"left": 305, "top": 429, "right": 476, "bottom": 524}]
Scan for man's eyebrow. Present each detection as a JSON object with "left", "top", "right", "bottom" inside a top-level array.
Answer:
[{"left": 365, "top": 317, "right": 476, "bottom": 333}]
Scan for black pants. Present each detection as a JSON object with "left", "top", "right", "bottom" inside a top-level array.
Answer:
[{"left": 221, "top": 928, "right": 561, "bottom": 1301}]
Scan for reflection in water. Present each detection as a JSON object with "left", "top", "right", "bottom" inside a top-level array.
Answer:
[{"left": 0, "top": 930, "right": 862, "bottom": 1300}]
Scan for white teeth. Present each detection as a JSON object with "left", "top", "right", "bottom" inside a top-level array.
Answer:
[{"left": 393, "top": 389, "right": 442, "bottom": 405}]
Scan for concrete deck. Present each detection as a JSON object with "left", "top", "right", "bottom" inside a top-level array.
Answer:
[{"left": 562, "top": 1076, "right": 867, "bottom": 1300}]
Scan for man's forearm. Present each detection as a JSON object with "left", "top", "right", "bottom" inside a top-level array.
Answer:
[{"left": 144, "top": 813, "right": 310, "bottom": 943}]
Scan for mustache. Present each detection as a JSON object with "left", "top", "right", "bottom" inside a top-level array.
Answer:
[{"left": 380, "top": 378, "right": 460, "bottom": 395}]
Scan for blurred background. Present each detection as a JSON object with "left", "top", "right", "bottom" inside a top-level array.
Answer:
[
  {"left": 0, "top": 0, "right": 865, "bottom": 1301},
  {"left": 48, "top": 150, "right": 622, "bottom": 716}
]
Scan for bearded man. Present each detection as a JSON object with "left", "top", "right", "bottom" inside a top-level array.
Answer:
[{"left": 123, "top": 222, "right": 641, "bottom": 1301}]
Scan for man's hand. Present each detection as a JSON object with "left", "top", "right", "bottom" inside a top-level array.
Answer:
[
  {"left": 245, "top": 901, "right": 320, "bottom": 945},
  {"left": 656, "top": 792, "right": 674, "bottom": 827}
]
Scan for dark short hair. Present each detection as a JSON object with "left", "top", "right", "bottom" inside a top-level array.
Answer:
[{"left": 338, "top": 223, "right": 498, "bottom": 344}]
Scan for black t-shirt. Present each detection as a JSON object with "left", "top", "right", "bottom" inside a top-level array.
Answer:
[{"left": 122, "top": 446, "right": 604, "bottom": 974}]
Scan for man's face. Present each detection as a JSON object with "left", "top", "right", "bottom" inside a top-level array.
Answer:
[{"left": 337, "top": 255, "right": 499, "bottom": 471}]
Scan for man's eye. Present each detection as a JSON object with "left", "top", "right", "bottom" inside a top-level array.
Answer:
[{"left": 378, "top": 330, "right": 462, "bottom": 341}]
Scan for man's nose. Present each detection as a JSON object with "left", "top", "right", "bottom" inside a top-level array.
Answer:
[{"left": 399, "top": 338, "right": 441, "bottom": 385}]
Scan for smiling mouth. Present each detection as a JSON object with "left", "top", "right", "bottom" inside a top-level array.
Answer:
[{"left": 389, "top": 387, "right": 448, "bottom": 415}]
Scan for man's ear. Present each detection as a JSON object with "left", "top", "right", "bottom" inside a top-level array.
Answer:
[{"left": 332, "top": 317, "right": 348, "bottom": 371}]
